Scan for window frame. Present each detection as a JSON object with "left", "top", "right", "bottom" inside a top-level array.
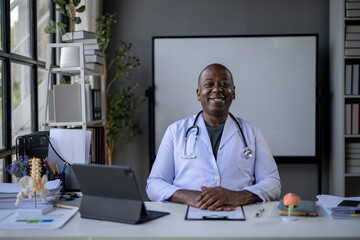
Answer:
[{"left": 0, "top": 0, "right": 54, "bottom": 183}]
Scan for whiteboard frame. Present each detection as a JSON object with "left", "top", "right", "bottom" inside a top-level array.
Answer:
[{"left": 149, "top": 34, "right": 320, "bottom": 166}]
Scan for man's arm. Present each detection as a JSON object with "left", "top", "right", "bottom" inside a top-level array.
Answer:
[
  {"left": 168, "top": 189, "right": 201, "bottom": 207},
  {"left": 169, "top": 187, "right": 260, "bottom": 211}
]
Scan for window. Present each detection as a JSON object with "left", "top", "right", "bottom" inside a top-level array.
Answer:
[
  {"left": 10, "top": 0, "right": 31, "bottom": 57},
  {"left": 11, "top": 63, "right": 32, "bottom": 144},
  {"left": 0, "top": 0, "right": 53, "bottom": 183},
  {"left": 37, "top": 0, "right": 49, "bottom": 61},
  {"left": 0, "top": 61, "right": 3, "bottom": 149},
  {"left": 0, "top": 2, "right": 3, "bottom": 51},
  {"left": 37, "top": 67, "right": 46, "bottom": 129}
]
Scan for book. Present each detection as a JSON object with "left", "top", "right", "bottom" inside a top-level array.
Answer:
[
  {"left": 62, "top": 30, "right": 96, "bottom": 42},
  {"left": 346, "top": 9, "right": 360, "bottom": 17},
  {"left": 84, "top": 43, "right": 100, "bottom": 50},
  {"left": 346, "top": 33, "right": 360, "bottom": 40},
  {"left": 345, "top": 48, "right": 360, "bottom": 56},
  {"left": 317, "top": 195, "right": 360, "bottom": 219},
  {"left": 278, "top": 199, "right": 318, "bottom": 216},
  {"left": 72, "top": 38, "right": 98, "bottom": 44},
  {"left": 345, "top": 40, "right": 360, "bottom": 48},
  {"left": 352, "top": 103, "right": 359, "bottom": 134},
  {"left": 345, "top": 152, "right": 360, "bottom": 158},
  {"left": 345, "top": 147, "right": 360, "bottom": 153},
  {"left": 346, "top": 104, "right": 352, "bottom": 135},
  {"left": 345, "top": 64, "right": 352, "bottom": 95},
  {"left": 347, "top": 159, "right": 360, "bottom": 166},
  {"left": 346, "top": 25, "right": 360, "bottom": 33},
  {"left": 85, "top": 84, "right": 93, "bottom": 122},
  {"left": 346, "top": 142, "right": 360, "bottom": 148},
  {"left": 86, "top": 63, "right": 104, "bottom": 74},
  {"left": 85, "top": 55, "right": 104, "bottom": 65},
  {"left": 346, "top": 166, "right": 360, "bottom": 173},
  {"left": 346, "top": 2, "right": 360, "bottom": 10},
  {"left": 92, "top": 89, "right": 102, "bottom": 120},
  {"left": 84, "top": 49, "right": 104, "bottom": 57},
  {"left": 353, "top": 64, "right": 359, "bottom": 95}
]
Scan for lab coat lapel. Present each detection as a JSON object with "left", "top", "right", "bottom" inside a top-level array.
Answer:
[
  {"left": 197, "top": 114, "right": 213, "bottom": 152},
  {"left": 219, "top": 115, "right": 238, "bottom": 149}
]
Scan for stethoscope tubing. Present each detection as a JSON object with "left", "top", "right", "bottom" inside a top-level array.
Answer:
[{"left": 183, "top": 110, "right": 252, "bottom": 159}]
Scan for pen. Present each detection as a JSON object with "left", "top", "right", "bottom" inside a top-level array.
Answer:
[
  {"left": 255, "top": 207, "right": 264, "bottom": 217},
  {"left": 43, "top": 162, "right": 53, "bottom": 176},
  {"left": 47, "top": 158, "right": 56, "bottom": 175},
  {"left": 60, "top": 162, "right": 68, "bottom": 174},
  {"left": 55, "top": 163, "right": 60, "bottom": 174}
]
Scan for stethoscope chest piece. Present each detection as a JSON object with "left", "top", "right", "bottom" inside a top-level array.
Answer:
[{"left": 243, "top": 147, "right": 253, "bottom": 159}]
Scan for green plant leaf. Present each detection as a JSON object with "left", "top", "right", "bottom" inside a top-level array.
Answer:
[
  {"left": 73, "top": 17, "right": 82, "bottom": 25},
  {"left": 55, "top": 7, "right": 65, "bottom": 15},
  {"left": 72, "top": 0, "right": 81, "bottom": 7},
  {"left": 76, "top": 5, "right": 86, "bottom": 13},
  {"left": 50, "top": 20, "right": 56, "bottom": 27},
  {"left": 55, "top": 0, "right": 66, "bottom": 6},
  {"left": 57, "top": 22, "right": 67, "bottom": 35},
  {"left": 44, "top": 26, "right": 56, "bottom": 34},
  {"left": 57, "top": 22, "right": 67, "bottom": 28},
  {"left": 65, "top": 4, "right": 73, "bottom": 18}
]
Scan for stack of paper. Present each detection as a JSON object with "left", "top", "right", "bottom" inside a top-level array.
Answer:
[
  {"left": 317, "top": 194, "right": 360, "bottom": 219},
  {"left": 0, "top": 179, "right": 62, "bottom": 209}
]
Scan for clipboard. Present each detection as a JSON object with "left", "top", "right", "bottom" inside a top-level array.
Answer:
[{"left": 185, "top": 205, "right": 245, "bottom": 220}]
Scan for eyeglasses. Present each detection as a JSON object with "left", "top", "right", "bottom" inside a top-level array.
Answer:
[{"left": 59, "top": 192, "right": 80, "bottom": 201}]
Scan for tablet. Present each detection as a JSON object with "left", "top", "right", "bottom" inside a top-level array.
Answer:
[{"left": 72, "top": 164, "right": 169, "bottom": 224}]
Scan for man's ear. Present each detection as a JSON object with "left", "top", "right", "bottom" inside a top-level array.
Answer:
[
  {"left": 232, "top": 86, "right": 236, "bottom": 99},
  {"left": 196, "top": 88, "right": 201, "bottom": 101}
]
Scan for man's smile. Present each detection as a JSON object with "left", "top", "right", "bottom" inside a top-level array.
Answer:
[{"left": 209, "top": 97, "right": 225, "bottom": 102}]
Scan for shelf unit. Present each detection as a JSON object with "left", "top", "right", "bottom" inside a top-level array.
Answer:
[
  {"left": 42, "top": 43, "right": 105, "bottom": 130},
  {"left": 329, "top": 0, "right": 360, "bottom": 196}
]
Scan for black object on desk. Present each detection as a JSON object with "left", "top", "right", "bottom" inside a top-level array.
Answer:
[{"left": 72, "top": 164, "right": 169, "bottom": 224}]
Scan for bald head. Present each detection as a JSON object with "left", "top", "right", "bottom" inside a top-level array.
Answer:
[{"left": 198, "top": 63, "right": 234, "bottom": 86}]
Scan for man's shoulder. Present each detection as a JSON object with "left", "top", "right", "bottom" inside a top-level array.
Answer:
[
  {"left": 232, "top": 115, "right": 259, "bottom": 130},
  {"left": 169, "top": 114, "right": 196, "bottom": 128}
]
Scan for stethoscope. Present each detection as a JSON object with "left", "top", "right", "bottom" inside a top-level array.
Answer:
[{"left": 180, "top": 110, "right": 253, "bottom": 159}]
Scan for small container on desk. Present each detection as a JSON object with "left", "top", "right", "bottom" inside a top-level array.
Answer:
[{"left": 48, "top": 172, "right": 66, "bottom": 194}]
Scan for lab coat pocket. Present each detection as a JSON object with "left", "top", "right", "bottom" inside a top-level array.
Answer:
[{"left": 235, "top": 144, "right": 255, "bottom": 176}]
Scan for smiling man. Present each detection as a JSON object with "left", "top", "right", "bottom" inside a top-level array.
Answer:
[{"left": 146, "top": 63, "right": 281, "bottom": 211}]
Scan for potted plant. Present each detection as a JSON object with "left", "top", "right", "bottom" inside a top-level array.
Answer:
[
  {"left": 44, "top": 0, "right": 86, "bottom": 68},
  {"left": 96, "top": 13, "right": 144, "bottom": 165},
  {"left": 6, "top": 155, "right": 30, "bottom": 182}
]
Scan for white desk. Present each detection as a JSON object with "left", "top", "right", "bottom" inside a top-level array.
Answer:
[{"left": 1, "top": 201, "right": 360, "bottom": 240}]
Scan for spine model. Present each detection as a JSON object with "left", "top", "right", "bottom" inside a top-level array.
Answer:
[{"left": 16, "top": 158, "right": 48, "bottom": 206}]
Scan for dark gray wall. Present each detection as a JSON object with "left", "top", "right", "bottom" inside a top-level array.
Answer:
[{"left": 103, "top": 0, "right": 329, "bottom": 201}]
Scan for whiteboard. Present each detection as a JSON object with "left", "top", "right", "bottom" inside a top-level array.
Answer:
[{"left": 153, "top": 35, "right": 317, "bottom": 157}]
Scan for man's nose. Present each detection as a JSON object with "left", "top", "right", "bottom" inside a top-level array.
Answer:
[{"left": 212, "top": 83, "right": 223, "bottom": 92}]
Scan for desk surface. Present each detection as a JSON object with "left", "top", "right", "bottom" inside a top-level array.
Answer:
[{"left": 1, "top": 201, "right": 360, "bottom": 240}]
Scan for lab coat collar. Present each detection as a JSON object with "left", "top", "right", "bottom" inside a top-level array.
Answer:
[
  {"left": 197, "top": 113, "right": 238, "bottom": 150},
  {"left": 219, "top": 115, "right": 238, "bottom": 149}
]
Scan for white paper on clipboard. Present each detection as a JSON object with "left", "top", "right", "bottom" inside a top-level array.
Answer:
[{"left": 185, "top": 206, "right": 245, "bottom": 220}]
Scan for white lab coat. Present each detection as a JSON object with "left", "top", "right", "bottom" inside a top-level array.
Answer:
[{"left": 146, "top": 113, "right": 281, "bottom": 202}]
